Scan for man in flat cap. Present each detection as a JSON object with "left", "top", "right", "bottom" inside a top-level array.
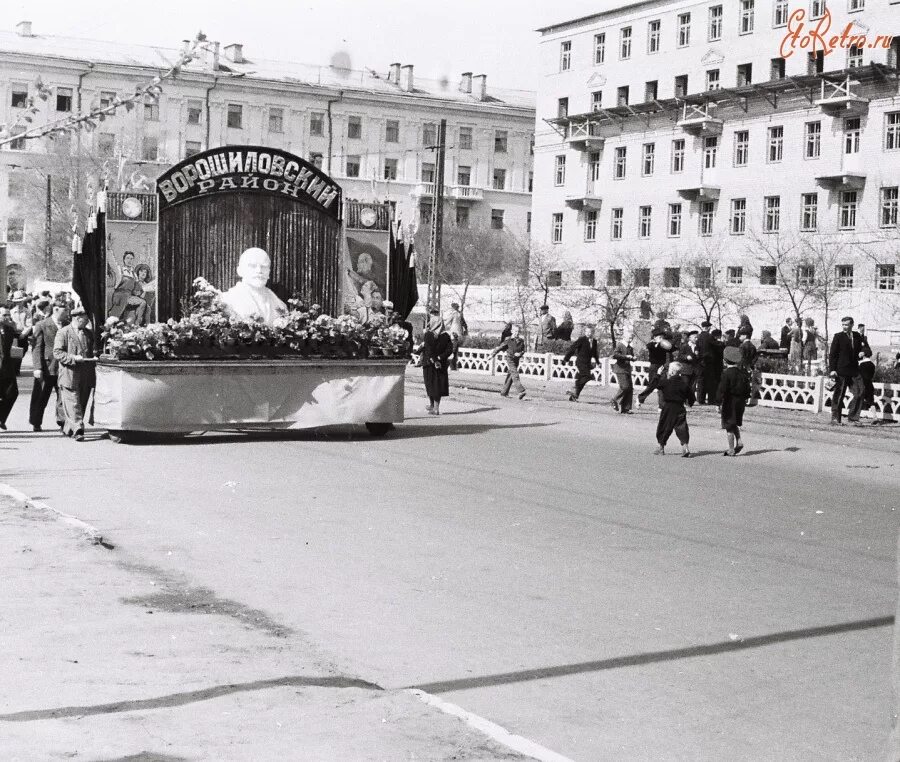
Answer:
[{"left": 53, "top": 306, "right": 95, "bottom": 441}]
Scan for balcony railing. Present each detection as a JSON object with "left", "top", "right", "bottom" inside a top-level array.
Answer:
[
  {"left": 448, "top": 185, "right": 484, "bottom": 202},
  {"left": 677, "top": 103, "right": 723, "bottom": 136},
  {"left": 565, "top": 179, "right": 603, "bottom": 210},
  {"left": 677, "top": 169, "right": 721, "bottom": 200},
  {"left": 815, "top": 76, "right": 869, "bottom": 116},
  {"left": 565, "top": 119, "right": 605, "bottom": 151}
]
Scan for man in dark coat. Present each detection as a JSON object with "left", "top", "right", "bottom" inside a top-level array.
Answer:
[
  {"left": 610, "top": 331, "right": 635, "bottom": 413},
  {"left": 29, "top": 303, "right": 68, "bottom": 432},
  {"left": 53, "top": 307, "right": 96, "bottom": 441},
  {"left": 717, "top": 345, "right": 751, "bottom": 456},
  {"left": 654, "top": 361, "right": 695, "bottom": 458},
  {"left": 563, "top": 325, "right": 600, "bottom": 402},
  {"left": 828, "top": 315, "right": 865, "bottom": 426},
  {"left": 695, "top": 321, "right": 713, "bottom": 404},
  {"left": 724, "top": 329, "right": 740, "bottom": 348},
  {"left": 637, "top": 329, "right": 672, "bottom": 409},
  {"left": 779, "top": 317, "right": 794, "bottom": 351},
  {"left": 856, "top": 323, "right": 876, "bottom": 416}
]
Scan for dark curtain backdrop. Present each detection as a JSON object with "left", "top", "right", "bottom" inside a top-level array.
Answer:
[{"left": 72, "top": 211, "right": 106, "bottom": 352}]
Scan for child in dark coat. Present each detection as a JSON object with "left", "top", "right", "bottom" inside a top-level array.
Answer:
[
  {"left": 654, "top": 361, "right": 695, "bottom": 458},
  {"left": 717, "top": 345, "right": 750, "bottom": 456}
]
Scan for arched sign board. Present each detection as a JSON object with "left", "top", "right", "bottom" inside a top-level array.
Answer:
[{"left": 156, "top": 145, "right": 343, "bottom": 321}]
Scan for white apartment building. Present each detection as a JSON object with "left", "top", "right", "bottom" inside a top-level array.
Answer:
[
  {"left": 0, "top": 21, "right": 534, "bottom": 282},
  {"left": 534, "top": 0, "right": 900, "bottom": 337}
]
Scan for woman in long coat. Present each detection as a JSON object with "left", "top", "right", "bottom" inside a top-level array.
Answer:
[{"left": 421, "top": 318, "right": 453, "bottom": 415}]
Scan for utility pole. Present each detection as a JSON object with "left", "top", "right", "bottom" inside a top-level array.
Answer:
[
  {"left": 45, "top": 174, "right": 52, "bottom": 273},
  {"left": 426, "top": 119, "right": 447, "bottom": 315}
]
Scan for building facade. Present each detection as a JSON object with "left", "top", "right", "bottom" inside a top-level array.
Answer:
[
  {"left": 534, "top": 0, "right": 900, "bottom": 339},
  {"left": 0, "top": 22, "right": 534, "bottom": 285}
]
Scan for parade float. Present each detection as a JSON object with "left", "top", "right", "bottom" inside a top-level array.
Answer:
[{"left": 73, "top": 146, "right": 416, "bottom": 443}]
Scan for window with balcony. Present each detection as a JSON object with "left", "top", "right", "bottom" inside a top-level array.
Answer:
[
  {"left": 456, "top": 206, "right": 470, "bottom": 228},
  {"left": 614, "top": 147, "right": 627, "bottom": 179},
  {"left": 552, "top": 213, "right": 564, "bottom": 243},
  {"left": 494, "top": 130, "right": 508, "bottom": 153},
  {"left": 671, "top": 139, "right": 685, "bottom": 173},
  {"left": 668, "top": 203, "right": 682, "bottom": 237},
  {"left": 709, "top": 5, "right": 723, "bottom": 41},
  {"left": 493, "top": 168, "right": 507, "bottom": 190},
  {"left": 699, "top": 201, "right": 715, "bottom": 236},
  {"left": 227, "top": 103, "right": 243, "bottom": 129},
  {"left": 554, "top": 155, "right": 566, "bottom": 186},
  {"left": 187, "top": 99, "right": 203, "bottom": 125},
  {"left": 645, "top": 81, "right": 658, "bottom": 102},
  {"left": 677, "top": 13, "right": 691, "bottom": 47},
  {"left": 457, "top": 165, "right": 471, "bottom": 186},
  {"left": 421, "top": 162, "right": 435, "bottom": 182},
  {"left": 385, "top": 119, "right": 400, "bottom": 143},
  {"left": 877, "top": 264, "right": 896, "bottom": 290},
  {"left": 347, "top": 116, "right": 362, "bottom": 140},
  {"left": 737, "top": 63, "right": 753, "bottom": 86},
  {"left": 10, "top": 84, "right": 27, "bottom": 108},
  {"left": 727, "top": 266, "right": 744, "bottom": 285},
  {"left": 768, "top": 126, "right": 784, "bottom": 162},
  {"left": 141, "top": 135, "right": 159, "bottom": 161},
  {"left": 648, "top": 20, "right": 661, "bottom": 53},
  {"left": 383, "top": 158, "right": 398, "bottom": 180},
  {"left": 739, "top": 0, "right": 755, "bottom": 34},
  {"left": 491, "top": 209, "right": 505, "bottom": 230},
  {"left": 6, "top": 217, "right": 25, "bottom": 243},
  {"left": 310, "top": 112, "right": 324, "bottom": 136},
  {"left": 765, "top": 195, "right": 781, "bottom": 232},
  {"left": 674, "top": 75, "right": 688, "bottom": 98},
  {"left": 730, "top": 198, "right": 747, "bottom": 234},
  {"left": 840, "top": 190, "right": 858, "bottom": 229},
  {"left": 639, "top": 206, "right": 652, "bottom": 238},
  {"left": 584, "top": 212, "right": 598, "bottom": 242},
  {"left": 617, "top": 86, "right": 629, "bottom": 106},
  {"left": 642, "top": 143, "right": 655, "bottom": 176},
  {"left": 848, "top": 44, "right": 863, "bottom": 68},
  {"left": 459, "top": 126, "right": 472, "bottom": 150},
  {"left": 268, "top": 107, "right": 284, "bottom": 133},
  {"left": 704, "top": 136, "right": 718, "bottom": 169},
  {"left": 760, "top": 266, "right": 778, "bottom": 285},
  {"left": 771, "top": 57, "right": 786, "bottom": 79},
  {"left": 594, "top": 33, "right": 606, "bottom": 64},
  {"left": 664, "top": 267, "right": 681, "bottom": 288},
  {"left": 611, "top": 208, "right": 624, "bottom": 239},
  {"left": 184, "top": 140, "right": 202, "bottom": 158},
  {"left": 881, "top": 186, "right": 899, "bottom": 227},
  {"left": 56, "top": 87, "right": 73, "bottom": 112},
  {"left": 796, "top": 265, "right": 815, "bottom": 287},
  {"left": 734, "top": 130, "right": 749, "bottom": 167},
  {"left": 836, "top": 265, "right": 854, "bottom": 288},
  {"left": 560, "top": 40, "right": 572, "bottom": 71},
  {"left": 886, "top": 113, "right": 900, "bottom": 151},
  {"left": 801, "top": 192, "right": 819, "bottom": 230},
  {"left": 591, "top": 90, "right": 603, "bottom": 111},
  {"left": 706, "top": 69, "right": 720, "bottom": 91},
  {"left": 805, "top": 121, "right": 821, "bottom": 158},
  {"left": 844, "top": 117, "right": 861, "bottom": 154},
  {"left": 581, "top": 268, "right": 596, "bottom": 285},
  {"left": 620, "top": 27, "right": 632, "bottom": 59},
  {"left": 345, "top": 155, "right": 361, "bottom": 178},
  {"left": 774, "top": 0, "right": 789, "bottom": 26}
]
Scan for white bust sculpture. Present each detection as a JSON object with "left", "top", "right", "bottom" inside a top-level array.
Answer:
[{"left": 220, "top": 247, "right": 288, "bottom": 325}]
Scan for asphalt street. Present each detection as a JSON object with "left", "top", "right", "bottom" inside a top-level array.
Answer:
[{"left": 1, "top": 377, "right": 898, "bottom": 761}]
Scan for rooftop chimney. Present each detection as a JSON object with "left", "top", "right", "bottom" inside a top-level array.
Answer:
[
  {"left": 459, "top": 72, "right": 472, "bottom": 94},
  {"left": 16, "top": 21, "right": 32, "bottom": 37},
  {"left": 400, "top": 64, "right": 414, "bottom": 92},
  {"left": 211, "top": 40, "right": 221, "bottom": 71},
  {"left": 472, "top": 74, "right": 487, "bottom": 100},
  {"left": 224, "top": 43, "right": 244, "bottom": 64},
  {"left": 388, "top": 62, "right": 401, "bottom": 83}
]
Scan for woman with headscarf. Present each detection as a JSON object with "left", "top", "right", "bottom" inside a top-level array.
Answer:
[
  {"left": 555, "top": 310, "right": 574, "bottom": 341},
  {"left": 420, "top": 312, "right": 453, "bottom": 415}
]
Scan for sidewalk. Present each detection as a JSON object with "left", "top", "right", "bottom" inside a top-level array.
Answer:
[{"left": 0, "top": 493, "right": 529, "bottom": 761}]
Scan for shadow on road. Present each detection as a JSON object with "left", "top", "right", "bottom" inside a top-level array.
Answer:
[{"left": 688, "top": 446, "right": 802, "bottom": 458}]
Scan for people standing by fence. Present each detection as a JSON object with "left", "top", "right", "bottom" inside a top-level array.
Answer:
[
  {"left": 563, "top": 325, "right": 600, "bottom": 403},
  {"left": 610, "top": 332, "right": 635, "bottom": 414},
  {"left": 491, "top": 324, "right": 528, "bottom": 400}
]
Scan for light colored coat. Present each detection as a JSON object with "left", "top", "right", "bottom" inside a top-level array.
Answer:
[{"left": 53, "top": 324, "right": 95, "bottom": 389}]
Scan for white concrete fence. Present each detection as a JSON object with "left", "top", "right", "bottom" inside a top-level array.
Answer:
[{"left": 411, "top": 347, "right": 900, "bottom": 423}]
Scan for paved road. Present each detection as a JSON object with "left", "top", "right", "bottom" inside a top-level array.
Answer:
[{"left": 2, "top": 380, "right": 898, "bottom": 761}]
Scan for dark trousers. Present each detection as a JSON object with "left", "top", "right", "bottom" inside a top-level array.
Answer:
[
  {"left": 860, "top": 364, "right": 876, "bottom": 410},
  {"left": 832, "top": 373, "right": 865, "bottom": 422},
  {"left": 657, "top": 402, "right": 689, "bottom": 446},
  {"left": 702, "top": 363, "right": 721, "bottom": 405},
  {"left": 29, "top": 373, "right": 62, "bottom": 427},
  {"left": 639, "top": 363, "right": 664, "bottom": 407},
  {"left": 0, "top": 376, "right": 18, "bottom": 425},
  {"left": 572, "top": 365, "right": 591, "bottom": 398},
  {"left": 501, "top": 359, "right": 525, "bottom": 396},
  {"left": 450, "top": 336, "right": 460, "bottom": 370},
  {"left": 613, "top": 371, "right": 633, "bottom": 412}
]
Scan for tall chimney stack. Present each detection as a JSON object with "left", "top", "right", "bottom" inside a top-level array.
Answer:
[
  {"left": 16, "top": 21, "right": 32, "bottom": 37},
  {"left": 224, "top": 43, "right": 244, "bottom": 63},
  {"left": 472, "top": 74, "right": 487, "bottom": 101},
  {"left": 400, "top": 64, "right": 414, "bottom": 92},
  {"left": 388, "top": 62, "right": 401, "bottom": 83},
  {"left": 459, "top": 72, "right": 472, "bottom": 94}
]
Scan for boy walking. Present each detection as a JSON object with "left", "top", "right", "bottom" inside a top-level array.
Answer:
[
  {"left": 717, "top": 345, "right": 750, "bottom": 456},
  {"left": 654, "top": 361, "right": 695, "bottom": 458}
]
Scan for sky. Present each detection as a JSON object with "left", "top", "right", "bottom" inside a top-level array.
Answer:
[{"left": 1, "top": 0, "right": 621, "bottom": 91}]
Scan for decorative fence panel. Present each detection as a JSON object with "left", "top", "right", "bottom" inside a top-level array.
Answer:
[
  {"left": 823, "top": 381, "right": 899, "bottom": 421},
  {"left": 518, "top": 352, "right": 550, "bottom": 378},
  {"left": 609, "top": 360, "right": 653, "bottom": 391},
  {"left": 757, "top": 373, "right": 822, "bottom": 413},
  {"left": 455, "top": 347, "right": 494, "bottom": 374}
]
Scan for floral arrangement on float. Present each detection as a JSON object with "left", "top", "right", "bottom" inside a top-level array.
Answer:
[{"left": 102, "top": 277, "right": 411, "bottom": 361}]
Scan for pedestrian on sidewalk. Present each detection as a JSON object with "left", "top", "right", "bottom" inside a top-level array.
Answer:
[
  {"left": 857, "top": 323, "right": 876, "bottom": 419},
  {"left": 490, "top": 324, "right": 527, "bottom": 400},
  {"left": 0, "top": 306, "right": 27, "bottom": 431},
  {"left": 53, "top": 307, "right": 96, "bottom": 441},
  {"left": 654, "top": 361, "right": 695, "bottom": 458},
  {"left": 534, "top": 305, "right": 556, "bottom": 351},
  {"left": 695, "top": 321, "right": 713, "bottom": 404},
  {"left": 420, "top": 313, "right": 453, "bottom": 415},
  {"left": 637, "top": 329, "right": 672, "bottom": 409},
  {"left": 739, "top": 326, "right": 759, "bottom": 407},
  {"left": 562, "top": 325, "right": 599, "bottom": 402},
  {"left": 611, "top": 331, "right": 635, "bottom": 414},
  {"left": 718, "top": 345, "right": 750, "bottom": 457},
  {"left": 29, "top": 302, "right": 68, "bottom": 432},
  {"left": 827, "top": 315, "right": 865, "bottom": 426}
]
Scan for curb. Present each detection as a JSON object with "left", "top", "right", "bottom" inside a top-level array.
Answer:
[{"left": 0, "top": 483, "right": 110, "bottom": 548}]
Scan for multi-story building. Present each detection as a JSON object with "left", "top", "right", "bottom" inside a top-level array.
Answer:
[
  {"left": 534, "top": 0, "right": 900, "bottom": 339},
  {"left": 0, "top": 21, "right": 534, "bottom": 284}
]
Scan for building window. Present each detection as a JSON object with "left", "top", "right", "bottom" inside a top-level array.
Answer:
[
  {"left": 227, "top": 104, "right": 243, "bottom": 129},
  {"left": 695, "top": 266, "right": 713, "bottom": 289},
  {"left": 585, "top": 211, "right": 598, "bottom": 242},
  {"left": 730, "top": 198, "right": 747, "bottom": 234},
  {"left": 268, "top": 107, "right": 284, "bottom": 133},
  {"left": 844, "top": 117, "right": 861, "bottom": 154},
  {"left": 642, "top": 143, "right": 655, "bottom": 176},
  {"left": 808, "top": 51, "right": 824, "bottom": 74},
  {"left": 734, "top": 130, "right": 749, "bottom": 167},
  {"left": 840, "top": 190, "right": 858, "bottom": 229},
  {"left": 419, "top": 203, "right": 432, "bottom": 226},
  {"left": 184, "top": 140, "right": 202, "bottom": 158},
  {"left": 881, "top": 186, "right": 899, "bottom": 227},
  {"left": 634, "top": 268, "right": 651, "bottom": 287},
  {"left": 674, "top": 75, "right": 688, "bottom": 98},
  {"left": 771, "top": 57, "right": 786, "bottom": 79},
  {"left": 6, "top": 174, "right": 24, "bottom": 199},
  {"left": 620, "top": 27, "right": 632, "bottom": 59},
  {"left": 801, "top": 192, "right": 819, "bottom": 230},
  {"left": 144, "top": 97, "right": 160, "bottom": 122},
  {"left": 385, "top": 119, "right": 400, "bottom": 143},
  {"left": 548, "top": 271, "right": 563, "bottom": 287},
  {"left": 709, "top": 5, "right": 723, "bottom": 41},
  {"left": 737, "top": 63, "right": 753, "bottom": 86},
  {"left": 645, "top": 81, "right": 658, "bottom": 102},
  {"left": 765, "top": 195, "right": 781, "bottom": 232},
  {"left": 421, "top": 162, "right": 435, "bottom": 182},
  {"left": 99, "top": 90, "right": 116, "bottom": 109},
  {"left": 704, "top": 136, "right": 718, "bottom": 169},
  {"left": 668, "top": 203, "right": 682, "bottom": 237},
  {"left": 796, "top": 265, "right": 815, "bottom": 287},
  {"left": 494, "top": 130, "right": 508, "bottom": 153},
  {"left": 560, "top": 40, "right": 572, "bottom": 71},
  {"left": 664, "top": 267, "right": 681, "bottom": 288},
  {"left": 706, "top": 69, "right": 720, "bottom": 91},
  {"left": 309, "top": 112, "right": 324, "bottom": 136},
  {"left": 595, "top": 33, "right": 606, "bottom": 64},
  {"left": 528, "top": 171, "right": 534, "bottom": 192},
  {"left": 558, "top": 98, "right": 569, "bottom": 118},
  {"left": 457, "top": 165, "right": 471, "bottom": 186},
  {"left": 187, "top": 99, "right": 203, "bottom": 125},
  {"left": 141, "top": 135, "right": 158, "bottom": 161},
  {"left": 848, "top": 0, "right": 865, "bottom": 9},
  {"left": 8, "top": 127, "right": 26, "bottom": 151},
  {"left": 97, "top": 132, "right": 116, "bottom": 157},
  {"left": 699, "top": 201, "right": 715, "bottom": 236},
  {"left": 491, "top": 209, "right": 505, "bottom": 230},
  {"left": 768, "top": 126, "right": 784, "bottom": 162},
  {"left": 877, "top": 264, "right": 896, "bottom": 290},
  {"left": 760, "top": 266, "right": 778, "bottom": 285},
  {"left": 739, "top": 0, "right": 755, "bottom": 34},
  {"left": 56, "top": 87, "right": 73, "bottom": 112},
  {"left": 811, "top": 0, "right": 826, "bottom": 19},
  {"left": 671, "top": 139, "right": 685, "bottom": 173},
  {"left": 493, "top": 168, "right": 507, "bottom": 190},
  {"left": 551, "top": 213, "right": 564, "bottom": 243},
  {"left": 774, "top": 0, "right": 789, "bottom": 26},
  {"left": 347, "top": 116, "right": 362, "bottom": 140},
  {"left": 677, "top": 13, "right": 691, "bottom": 47},
  {"left": 589, "top": 152, "right": 601, "bottom": 182},
  {"left": 383, "top": 158, "right": 398, "bottom": 180},
  {"left": 617, "top": 86, "right": 629, "bottom": 106},
  {"left": 345, "top": 155, "right": 361, "bottom": 178},
  {"left": 805, "top": 121, "right": 822, "bottom": 158},
  {"left": 648, "top": 20, "right": 661, "bottom": 53},
  {"left": 836, "top": 265, "right": 854, "bottom": 289},
  {"left": 639, "top": 206, "right": 652, "bottom": 238},
  {"left": 886, "top": 113, "right": 900, "bottom": 151},
  {"left": 10, "top": 84, "right": 27, "bottom": 108},
  {"left": 527, "top": 211, "right": 532, "bottom": 232},
  {"left": 614, "top": 147, "right": 627, "bottom": 179},
  {"left": 591, "top": 90, "right": 603, "bottom": 111},
  {"left": 456, "top": 206, "right": 470, "bottom": 228},
  {"left": 458, "top": 126, "right": 472, "bottom": 150},
  {"left": 6, "top": 217, "right": 25, "bottom": 243},
  {"left": 727, "top": 266, "right": 744, "bottom": 285},
  {"left": 847, "top": 44, "right": 863, "bottom": 68},
  {"left": 603, "top": 269, "right": 622, "bottom": 287},
  {"left": 581, "top": 269, "right": 596, "bottom": 286},
  {"left": 554, "top": 155, "right": 566, "bottom": 186},
  {"left": 309, "top": 152, "right": 323, "bottom": 169},
  {"left": 611, "top": 208, "right": 624, "bottom": 239}
]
